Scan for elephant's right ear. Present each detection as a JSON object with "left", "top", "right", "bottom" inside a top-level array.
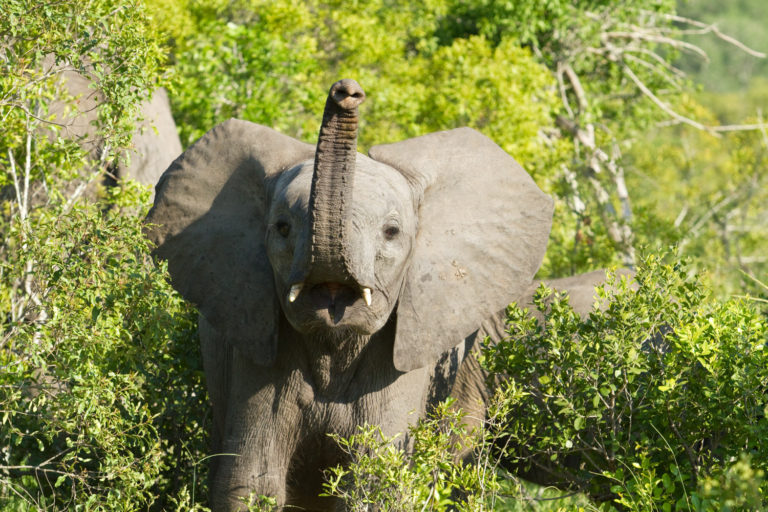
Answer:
[{"left": 145, "top": 119, "right": 315, "bottom": 365}]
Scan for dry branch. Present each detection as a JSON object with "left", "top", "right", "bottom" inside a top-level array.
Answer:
[{"left": 660, "top": 13, "right": 767, "bottom": 58}]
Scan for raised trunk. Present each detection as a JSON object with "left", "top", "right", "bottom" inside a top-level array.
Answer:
[{"left": 306, "top": 79, "right": 365, "bottom": 284}]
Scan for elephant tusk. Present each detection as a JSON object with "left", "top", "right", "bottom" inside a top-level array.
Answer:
[
  {"left": 361, "top": 287, "right": 372, "bottom": 307},
  {"left": 288, "top": 283, "right": 304, "bottom": 303}
]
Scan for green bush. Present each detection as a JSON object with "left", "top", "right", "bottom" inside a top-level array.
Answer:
[
  {"left": 1, "top": 1, "right": 211, "bottom": 508},
  {"left": 323, "top": 257, "right": 767, "bottom": 511},
  {"left": 481, "top": 255, "right": 768, "bottom": 511},
  {"left": 0, "top": 198, "right": 208, "bottom": 510},
  {"left": 323, "top": 400, "right": 502, "bottom": 512}
]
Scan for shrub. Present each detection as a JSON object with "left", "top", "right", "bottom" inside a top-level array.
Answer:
[
  {"left": 0, "top": 198, "right": 208, "bottom": 510},
  {"left": 481, "top": 255, "right": 768, "bottom": 511},
  {"left": 323, "top": 400, "right": 502, "bottom": 512}
]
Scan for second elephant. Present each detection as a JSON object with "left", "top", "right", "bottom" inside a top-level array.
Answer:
[{"left": 47, "top": 56, "right": 182, "bottom": 198}]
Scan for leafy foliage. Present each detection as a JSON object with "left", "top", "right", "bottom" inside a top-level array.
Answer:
[
  {"left": 148, "top": 0, "right": 563, "bottom": 181},
  {"left": 323, "top": 400, "right": 501, "bottom": 512},
  {"left": 1, "top": 0, "right": 167, "bottom": 194},
  {"left": 0, "top": 200, "right": 207, "bottom": 510},
  {"left": 158, "top": 0, "right": 766, "bottom": 280},
  {"left": 0, "top": 1, "right": 209, "bottom": 509},
  {"left": 481, "top": 256, "right": 768, "bottom": 510}
]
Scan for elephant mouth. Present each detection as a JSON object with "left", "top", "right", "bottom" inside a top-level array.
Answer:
[
  {"left": 308, "top": 282, "right": 361, "bottom": 323},
  {"left": 284, "top": 281, "right": 376, "bottom": 331}
]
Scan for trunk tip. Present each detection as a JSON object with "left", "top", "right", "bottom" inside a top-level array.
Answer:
[{"left": 330, "top": 79, "right": 365, "bottom": 110}]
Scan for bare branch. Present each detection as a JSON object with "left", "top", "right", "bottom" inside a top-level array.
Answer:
[
  {"left": 674, "top": 204, "right": 689, "bottom": 228},
  {"left": 737, "top": 256, "right": 768, "bottom": 264},
  {"left": 603, "top": 31, "right": 709, "bottom": 60},
  {"left": 0, "top": 102, "right": 71, "bottom": 128},
  {"left": 557, "top": 118, "right": 636, "bottom": 266},
  {"left": 607, "top": 144, "right": 632, "bottom": 223},
  {"left": 712, "top": 123, "right": 768, "bottom": 133},
  {"left": 624, "top": 47, "right": 686, "bottom": 79},
  {"left": 23, "top": 112, "right": 32, "bottom": 220},
  {"left": 622, "top": 64, "right": 716, "bottom": 134},
  {"left": 561, "top": 64, "right": 588, "bottom": 113},
  {"left": 561, "top": 165, "right": 586, "bottom": 214},
  {"left": 660, "top": 13, "right": 767, "bottom": 58},
  {"left": 63, "top": 143, "right": 112, "bottom": 214},
  {"left": 755, "top": 109, "right": 768, "bottom": 149},
  {"left": 555, "top": 65, "right": 575, "bottom": 118},
  {"left": 624, "top": 54, "right": 683, "bottom": 88},
  {"left": 7, "top": 150, "right": 25, "bottom": 219},
  {"left": 679, "top": 191, "right": 743, "bottom": 252}
]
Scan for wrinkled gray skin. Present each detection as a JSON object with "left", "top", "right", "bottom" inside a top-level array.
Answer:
[
  {"left": 47, "top": 57, "right": 182, "bottom": 197},
  {"left": 145, "top": 79, "right": 610, "bottom": 511}
]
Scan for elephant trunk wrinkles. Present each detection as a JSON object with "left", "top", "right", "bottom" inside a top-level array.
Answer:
[{"left": 307, "top": 79, "right": 365, "bottom": 285}]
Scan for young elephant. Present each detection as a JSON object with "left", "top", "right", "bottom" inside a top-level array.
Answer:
[{"left": 146, "top": 80, "right": 555, "bottom": 510}]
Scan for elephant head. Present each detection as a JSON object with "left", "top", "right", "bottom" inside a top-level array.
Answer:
[{"left": 145, "top": 79, "right": 552, "bottom": 372}]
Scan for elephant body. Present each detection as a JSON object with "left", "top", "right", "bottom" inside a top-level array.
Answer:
[
  {"left": 114, "top": 88, "right": 183, "bottom": 190},
  {"left": 145, "top": 80, "right": 605, "bottom": 510},
  {"left": 200, "top": 315, "right": 432, "bottom": 509},
  {"left": 46, "top": 56, "right": 182, "bottom": 197}
]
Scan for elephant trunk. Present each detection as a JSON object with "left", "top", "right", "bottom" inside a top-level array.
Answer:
[{"left": 306, "top": 79, "right": 365, "bottom": 285}]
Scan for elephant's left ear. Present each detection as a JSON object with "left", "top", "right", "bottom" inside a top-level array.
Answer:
[{"left": 369, "top": 127, "right": 553, "bottom": 372}]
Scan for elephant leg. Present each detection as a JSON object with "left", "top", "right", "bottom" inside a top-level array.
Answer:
[
  {"left": 199, "top": 316, "right": 232, "bottom": 488},
  {"left": 447, "top": 311, "right": 505, "bottom": 461},
  {"left": 209, "top": 348, "right": 302, "bottom": 511}
]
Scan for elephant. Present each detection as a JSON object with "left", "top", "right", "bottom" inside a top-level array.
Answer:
[
  {"left": 145, "top": 79, "right": 609, "bottom": 510},
  {"left": 45, "top": 55, "right": 182, "bottom": 199}
]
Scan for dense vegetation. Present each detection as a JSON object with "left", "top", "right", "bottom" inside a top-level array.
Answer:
[
  {"left": 1, "top": 0, "right": 766, "bottom": 509},
  {"left": 484, "top": 257, "right": 768, "bottom": 510}
]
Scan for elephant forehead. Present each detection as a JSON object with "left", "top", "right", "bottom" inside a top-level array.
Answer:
[
  {"left": 276, "top": 161, "right": 313, "bottom": 209},
  {"left": 277, "top": 156, "right": 414, "bottom": 218},
  {"left": 352, "top": 154, "right": 414, "bottom": 218}
]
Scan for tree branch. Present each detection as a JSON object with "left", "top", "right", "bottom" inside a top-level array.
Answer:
[
  {"left": 561, "top": 64, "right": 588, "bottom": 113},
  {"left": 622, "top": 63, "right": 715, "bottom": 134},
  {"left": 660, "top": 13, "right": 767, "bottom": 58}
]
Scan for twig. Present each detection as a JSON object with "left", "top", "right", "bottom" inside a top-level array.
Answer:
[
  {"left": 737, "top": 256, "right": 768, "bottom": 264},
  {"left": 555, "top": 65, "right": 575, "bottom": 119},
  {"left": 712, "top": 123, "right": 768, "bottom": 133},
  {"left": 679, "top": 190, "right": 743, "bottom": 252},
  {"left": 604, "top": 31, "right": 709, "bottom": 60},
  {"left": 23, "top": 114, "right": 32, "bottom": 219},
  {"left": 562, "top": 63, "right": 588, "bottom": 113},
  {"left": 1, "top": 102, "right": 71, "bottom": 128},
  {"left": 556, "top": 110, "right": 636, "bottom": 266},
  {"left": 624, "top": 47, "right": 686, "bottom": 79},
  {"left": 7, "top": 149, "right": 26, "bottom": 219},
  {"left": 62, "top": 142, "right": 112, "bottom": 213},
  {"left": 607, "top": 144, "right": 632, "bottom": 222},
  {"left": 757, "top": 109, "right": 768, "bottom": 149},
  {"left": 660, "top": 13, "right": 767, "bottom": 58},
  {"left": 673, "top": 204, "right": 689, "bottom": 228},
  {"left": 622, "top": 64, "right": 715, "bottom": 135},
  {"left": 624, "top": 53, "right": 683, "bottom": 88}
]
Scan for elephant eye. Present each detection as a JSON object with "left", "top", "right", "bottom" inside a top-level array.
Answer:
[
  {"left": 276, "top": 221, "right": 291, "bottom": 238},
  {"left": 383, "top": 225, "right": 400, "bottom": 240}
]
